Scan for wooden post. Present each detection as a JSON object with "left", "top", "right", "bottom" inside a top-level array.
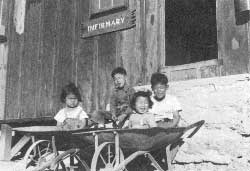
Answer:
[
  {"left": 0, "top": 0, "right": 9, "bottom": 120},
  {"left": 114, "top": 131, "right": 119, "bottom": 167},
  {"left": 0, "top": 124, "right": 12, "bottom": 160},
  {"left": 93, "top": 132, "right": 98, "bottom": 151},
  {"left": 10, "top": 135, "right": 31, "bottom": 159},
  {"left": 248, "top": 22, "right": 250, "bottom": 72}
]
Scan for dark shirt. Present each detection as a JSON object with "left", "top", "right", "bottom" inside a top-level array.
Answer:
[{"left": 110, "top": 84, "right": 135, "bottom": 117}]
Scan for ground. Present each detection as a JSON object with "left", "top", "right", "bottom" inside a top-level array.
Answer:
[{"left": 169, "top": 74, "right": 250, "bottom": 171}]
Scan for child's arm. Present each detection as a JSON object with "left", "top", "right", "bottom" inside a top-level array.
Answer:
[
  {"left": 56, "top": 121, "right": 64, "bottom": 127},
  {"left": 164, "top": 96, "right": 181, "bottom": 128},
  {"left": 170, "top": 110, "right": 180, "bottom": 127},
  {"left": 54, "top": 109, "right": 65, "bottom": 127},
  {"left": 110, "top": 91, "right": 117, "bottom": 118},
  {"left": 80, "top": 118, "right": 87, "bottom": 128},
  {"left": 128, "top": 120, "right": 132, "bottom": 128},
  {"left": 162, "top": 111, "right": 180, "bottom": 128},
  {"left": 79, "top": 110, "right": 89, "bottom": 128}
]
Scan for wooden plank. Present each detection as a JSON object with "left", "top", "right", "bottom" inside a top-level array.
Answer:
[
  {"left": 0, "top": 43, "right": 8, "bottom": 120},
  {"left": 77, "top": 37, "right": 95, "bottom": 113},
  {"left": 0, "top": 116, "right": 54, "bottom": 124},
  {"left": 97, "top": 33, "right": 116, "bottom": 110},
  {"left": 36, "top": 0, "right": 58, "bottom": 117},
  {"left": 5, "top": 0, "right": 24, "bottom": 120},
  {"left": 10, "top": 135, "right": 31, "bottom": 159},
  {"left": 0, "top": 0, "right": 10, "bottom": 119},
  {"left": 216, "top": 0, "right": 249, "bottom": 75},
  {"left": 119, "top": 0, "right": 142, "bottom": 86},
  {"left": 92, "top": 37, "right": 99, "bottom": 110},
  {"left": 51, "top": 0, "right": 61, "bottom": 113},
  {"left": 200, "top": 65, "right": 219, "bottom": 78},
  {"left": 161, "top": 59, "right": 220, "bottom": 81},
  {"left": 170, "top": 68, "right": 197, "bottom": 81},
  {"left": 54, "top": 0, "right": 75, "bottom": 111},
  {"left": 140, "top": 0, "right": 147, "bottom": 84},
  {"left": 77, "top": 0, "right": 95, "bottom": 113},
  {"left": 158, "top": 0, "right": 165, "bottom": 69},
  {"left": 0, "top": 124, "right": 12, "bottom": 160},
  {"left": 71, "top": 0, "right": 78, "bottom": 84},
  {"left": 81, "top": 10, "right": 136, "bottom": 38},
  {"left": 145, "top": 0, "right": 159, "bottom": 82},
  {"left": 20, "top": 1, "right": 42, "bottom": 118}
]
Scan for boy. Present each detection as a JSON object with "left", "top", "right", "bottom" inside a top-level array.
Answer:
[
  {"left": 149, "top": 72, "right": 181, "bottom": 128},
  {"left": 110, "top": 67, "right": 135, "bottom": 126}
]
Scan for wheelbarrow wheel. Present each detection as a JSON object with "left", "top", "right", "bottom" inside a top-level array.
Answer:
[
  {"left": 23, "top": 140, "right": 55, "bottom": 170},
  {"left": 50, "top": 148, "right": 90, "bottom": 171},
  {"left": 91, "top": 142, "right": 126, "bottom": 171}
]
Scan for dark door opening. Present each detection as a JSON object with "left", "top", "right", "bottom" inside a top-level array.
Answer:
[{"left": 165, "top": 0, "right": 217, "bottom": 66}]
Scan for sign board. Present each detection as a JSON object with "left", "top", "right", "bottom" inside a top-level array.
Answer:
[{"left": 81, "top": 10, "right": 136, "bottom": 38}]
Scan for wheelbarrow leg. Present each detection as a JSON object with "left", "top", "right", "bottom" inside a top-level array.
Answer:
[
  {"left": 166, "top": 140, "right": 184, "bottom": 170},
  {"left": 166, "top": 145, "right": 172, "bottom": 171}
]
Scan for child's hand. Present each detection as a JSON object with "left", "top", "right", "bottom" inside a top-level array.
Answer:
[
  {"left": 112, "top": 115, "right": 118, "bottom": 121},
  {"left": 142, "top": 119, "right": 150, "bottom": 127}
]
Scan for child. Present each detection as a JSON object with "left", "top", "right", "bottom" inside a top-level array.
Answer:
[
  {"left": 149, "top": 73, "right": 181, "bottom": 128},
  {"left": 127, "top": 91, "right": 157, "bottom": 128},
  {"left": 110, "top": 67, "right": 135, "bottom": 127},
  {"left": 54, "top": 82, "right": 88, "bottom": 130}
]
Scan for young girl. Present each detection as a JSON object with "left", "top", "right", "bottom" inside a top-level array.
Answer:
[
  {"left": 54, "top": 82, "right": 88, "bottom": 130},
  {"left": 127, "top": 91, "right": 157, "bottom": 128}
]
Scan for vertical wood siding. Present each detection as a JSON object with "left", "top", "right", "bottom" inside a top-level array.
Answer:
[{"left": 3, "top": 0, "right": 165, "bottom": 119}]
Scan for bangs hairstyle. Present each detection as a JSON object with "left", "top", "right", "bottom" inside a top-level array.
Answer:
[
  {"left": 111, "top": 67, "right": 127, "bottom": 78},
  {"left": 60, "top": 82, "right": 82, "bottom": 103},
  {"left": 150, "top": 72, "right": 168, "bottom": 87},
  {"left": 130, "top": 91, "right": 153, "bottom": 111}
]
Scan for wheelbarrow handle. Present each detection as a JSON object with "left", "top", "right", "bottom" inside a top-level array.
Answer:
[
  {"left": 50, "top": 148, "right": 80, "bottom": 170},
  {"left": 184, "top": 120, "right": 205, "bottom": 138}
]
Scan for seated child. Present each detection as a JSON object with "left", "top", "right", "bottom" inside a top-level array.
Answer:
[
  {"left": 149, "top": 73, "right": 182, "bottom": 128},
  {"left": 89, "top": 67, "right": 135, "bottom": 128},
  {"left": 110, "top": 67, "right": 135, "bottom": 125},
  {"left": 54, "top": 82, "right": 88, "bottom": 130},
  {"left": 126, "top": 91, "right": 157, "bottom": 128}
]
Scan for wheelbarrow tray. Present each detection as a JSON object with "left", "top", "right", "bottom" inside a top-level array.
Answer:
[{"left": 72, "top": 120, "right": 204, "bottom": 153}]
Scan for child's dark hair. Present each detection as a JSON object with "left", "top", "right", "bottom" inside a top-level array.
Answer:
[
  {"left": 150, "top": 72, "right": 168, "bottom": 87},
  {"left": 60, "top": 82, "right": 82, "bottom": 103},
  {"left": 130, "top": 91, "right": 153, "bottom": 111},
  {"left": 111, "top": 67, "right": 127, "bottom": 78}
]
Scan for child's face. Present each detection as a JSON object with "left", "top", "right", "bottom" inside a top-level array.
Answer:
[
  {"left": 135, "top": 96, "right": 149, "bottom": 114},
  {"left": 113, "top": 73, "right": 126, "bottom": 89},
  {"left": 152, "top": 83, "right": 168, "bottom": 99},
  {"left": 65, "top": 93, "right": 79, "bottom": 108}
]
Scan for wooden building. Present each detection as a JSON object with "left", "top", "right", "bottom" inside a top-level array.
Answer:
[{"left": 0, "top": 0, "right": 249, "bottom": 160}]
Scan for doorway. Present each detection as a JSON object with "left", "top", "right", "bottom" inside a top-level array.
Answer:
[{"left": 165, "top": 0, "right": 217, "bottom": 66}]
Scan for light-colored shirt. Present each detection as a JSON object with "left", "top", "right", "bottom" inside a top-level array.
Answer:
[
  {"left": 149, "top": 94, "right": 182, "bottom": 121},
  {"left": 54, "top": 106, "right": 88, "bottom": 123},
  {"left": 128, "top": 112, "right": 157, "bottom": 128}
]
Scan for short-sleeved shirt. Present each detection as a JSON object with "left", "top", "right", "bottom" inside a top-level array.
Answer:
[
  {"left": 128, "top": 112, "right": 157, "bottom": 128},
  {"left": 54, "top": 106, "right": 88, "bottom": 123},
  {"left": 149, "top": 94, "right": 182, "bottom": 121},
  {"left": 110, "top": 84, "right": 135, "bottom": 116}
]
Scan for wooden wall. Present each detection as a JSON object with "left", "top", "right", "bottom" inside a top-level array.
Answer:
[
  {"left": 0, "top": 0, "right": 9, "bottom": 119},
  {"left": 3, "top": 0, "right": 248, "bottom": 120},
  {"left": 217, "top": 0, "right": 249, "bottom": 75},
  {"left": 162, "top": 0, "right": 250, "bottom": 81},
  {"left": 3, "top": 0, "right": 164, "bottom": 120}
]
